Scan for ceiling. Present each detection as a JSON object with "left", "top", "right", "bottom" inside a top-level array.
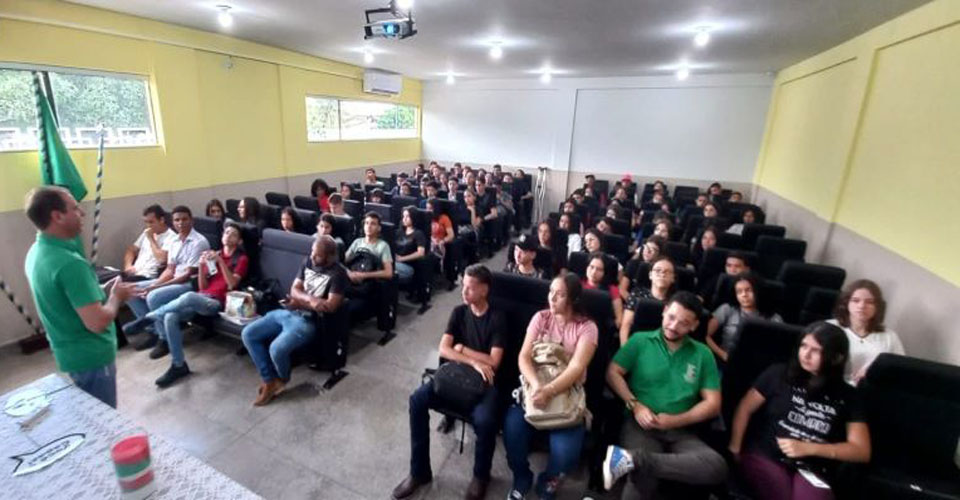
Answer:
[{"left": 67, "top": 0, "right": 932, "bottom": 81}]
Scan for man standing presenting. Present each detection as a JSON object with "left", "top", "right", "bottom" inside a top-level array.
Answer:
[
  {"left": 602, "top": 291, "right": 728, "bottom": 498},
  {"left": 24, "top": 187, "right": 136, "bottom": 408}
]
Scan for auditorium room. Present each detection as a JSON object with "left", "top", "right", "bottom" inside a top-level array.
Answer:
[{"left": 1, "top": 0, "right": 958, "bottom": 499}]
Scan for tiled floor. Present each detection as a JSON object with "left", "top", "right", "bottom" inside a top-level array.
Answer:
[{"left": 0, "top": 247, "right": 601, "bottom": 500}]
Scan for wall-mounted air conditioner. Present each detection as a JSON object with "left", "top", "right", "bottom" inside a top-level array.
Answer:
[{"left": 363, "top": 69, "right": 403, "bottom": 96}]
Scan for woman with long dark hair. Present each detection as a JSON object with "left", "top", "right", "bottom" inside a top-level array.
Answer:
[
  {"left": 503, "top": 273, "right": 598, "bottom": 500},
  {"left": 311, "top": 178, "right": 331, "bottom": 212},
  {"left": 237, "top": 196, "right": 264, "bottom": 231},
  {"left": 205, "top": 199, "right": 225, "bottom": 221},
  {"left": 827, "top": 279, "right": 903, "bottom": 386},
  {"left": 728, "top": 322, "right": 871, "bottom": 500}
]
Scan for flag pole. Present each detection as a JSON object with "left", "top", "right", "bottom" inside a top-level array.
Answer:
[
  {"left": 2, "top": 278, "right": 48, "bottom": 354},
  {"left": 90, "top": 125, "right": 105, "bottom": 265}
]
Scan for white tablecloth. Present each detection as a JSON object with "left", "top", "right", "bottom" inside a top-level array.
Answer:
[{"left": 0, "top": 374, "right": 260, "bottom": 499}]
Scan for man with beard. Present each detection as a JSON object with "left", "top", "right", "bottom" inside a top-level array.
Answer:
[{"left": 601, "top": 291, "right": 727, "bottom": 497}]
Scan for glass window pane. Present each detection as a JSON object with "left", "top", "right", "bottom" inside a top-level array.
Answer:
[
  {"left": 340, "top": 100, "right": 418, "bottom": 140},
  {"left": 305, "top": 96, "right": 340, "bottom": 141},
  {"left": 49, "top": 71, "right": 156, "bottom": 148},
  {"left": 0, "top": 68, "right": 39, "bottom": 152}
]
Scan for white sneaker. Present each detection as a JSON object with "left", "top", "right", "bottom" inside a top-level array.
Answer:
[{"left": 603, "top": 445, "right": 635, "bottom": 490}]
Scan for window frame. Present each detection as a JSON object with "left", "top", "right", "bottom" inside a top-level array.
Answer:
[
  {"left": 305, "top": 94, "right": 419, "bottom": 143},
  {"left": 0, "top": 63, "right": 159, "bottom": 153}
]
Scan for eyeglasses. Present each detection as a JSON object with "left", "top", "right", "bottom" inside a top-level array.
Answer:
[{"left": 651, "top": 268, "right": 674, "bottom": 276}]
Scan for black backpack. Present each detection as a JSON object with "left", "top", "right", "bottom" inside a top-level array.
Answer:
[{"left": 346, "top": 248, "right": 382, "bottom": 296}]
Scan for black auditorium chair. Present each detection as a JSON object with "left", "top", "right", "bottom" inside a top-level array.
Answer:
[
  {"left": 720, "top": 318, "right": 804, "bottom": 427},
  {"left": 601, "top": 233, "right": 629, "bottom": 264},
  {"left": 755, "top": 236, "right": 807, "bottom": 280},
  {"left": 403, "top": 208, "right": 437, "bottom": 312},
  {"left": 714, "top": 232, "right": 743, "bottom": 251},
  {"left": 330, "top": 214, "right": 355, "bottom": 244},
  {"left": 609, "top": 218, "right": 631, "bottom": 238},
  {"left": 201, "top": 229, "right": 350, "bottom": 389},
  {"left": 260, "top": 204, "right": 280, "bottom": 229},
  {"left": 291, "top": 208, "right": 318, "bottom": 236},
  {"left": 193, "top": 215, "right": 223, "bottom": 250},
  {"left": 343, "top": 199, "right": 364, "bottom": 222},
  {"left": 776, "top": 261, "right": 846, "bottom": 324},
  {"left": 797, "top": 286, "right": 839, "bottom": 325},
  {"left": 225, "top": 198, "right": 240, "bottom": 220},
  {"left": 343, "top": 221, "right": 399, "bottom": 345},
  {"left": 712, "top": 273, "right": 785, "bottom": 317},
  {"left": 293, "top": 195, "right": 319, "bottom": 212},
  {"left": 624, "top": 298, "right": 665, "bottom": 337},
  {"left": 857, "top": 354, "right": 960, "bottom": 500},
  {"left": 364, "top": 202, "right": 394, "bottom": 225},
  {"left": 663, "top": 241, "right": 691, "bottom": 267},
  {"left": 567, "top": 251, "right": 619, "bottom": 286},
  {"left": 392, "top": 195, "right": 419, "bottom": 214},
  {"left": 430, "top": 199, "right": 465, "bottom": 285},
  {"left": 674, "top": 185, "right": 699, "bottom": 200},
  {"left": 740, "top": 223, "right": 786, "bottom": 251},
  {"left": 265, "top": 191, "right": 291, "bottom": 208}
]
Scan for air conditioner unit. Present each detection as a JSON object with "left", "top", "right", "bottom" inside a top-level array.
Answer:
[{"left": 363, "top": 69, "right": 403, "bottom": 95}]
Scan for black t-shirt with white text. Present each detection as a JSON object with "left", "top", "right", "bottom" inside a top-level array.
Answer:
[
  {"left": 444, "top": 304, "right": 507, "bottom": 361},
  {"left": 746, "top": 364, "right": 865, "bottom": 473}
]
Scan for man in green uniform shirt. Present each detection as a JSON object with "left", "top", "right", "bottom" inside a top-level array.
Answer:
[
  {"left": 24, "top": 186, "right": 136, "bottom": 408},
  {"left": 602, "top": 291, "right": 728, "bottom": 497}
]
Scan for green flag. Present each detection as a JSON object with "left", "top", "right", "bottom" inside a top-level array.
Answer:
[{"left": 33, "top": 72, "right": 87, "bottom": 201}]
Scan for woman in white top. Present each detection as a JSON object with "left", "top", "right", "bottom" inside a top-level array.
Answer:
[{"left": 827, "top": 279, "right": 904, "bottom": 386}]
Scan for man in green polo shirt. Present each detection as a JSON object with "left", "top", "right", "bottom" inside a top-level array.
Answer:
[
  {"left": 24, "top": 187, "right": 136, "bottom": 408},
  {"left": 601, "top": 291, "right": 727, "bottom": 497}
]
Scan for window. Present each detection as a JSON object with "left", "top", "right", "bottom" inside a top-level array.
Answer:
[
  {"left": 305, "top": 96, "right": 417, "bottom": 142},
  {"left": 0, "top": 67, "right": 157, "bottom": 152}
]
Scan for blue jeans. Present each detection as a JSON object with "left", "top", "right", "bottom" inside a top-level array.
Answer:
[
  {"left": 147, "top": 291, "right": 221, "bottom": 366},
  {"left": 409, "top": 380, "right": 500, "bottom": 481},
  {"left": 127, "top": 282, "right": 192, "bottom": 320},
  {"left": 503, "top": 404, "right": 586, "bottom": 496},
  {"left": 125, "top": 278, "right": 157, "bottom": 319},
  {"left": 241, "top": 309, "right": 316, "bottom": 382},
  {"left": 395, "top": 261, "right": 415, "bottom": 284},
  {"left": 69, "top": 362, "right": 117, "bottom": 408}
]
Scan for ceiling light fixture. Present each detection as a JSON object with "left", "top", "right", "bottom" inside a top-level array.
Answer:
[
  {"left": 540, "top": 71, "right": 552, "bottom": 84},
  {"left": 395, "top": 0, "right": 414, "bottom": 11},
  {"left": 216, "top": 5, "right": 233, "bottom": 29},
  {"left": 693, "top": 27, "right": 711, "bottom": 48},
  {"left": 363, "top": 50, "right": 375, "bottom": 64},
  {"left": 446, "top": 73, "right": 456, "bottom": 85},
  {"left": 676, "top": 67, "right": 690, "bottom": 81},
  {"left": 489, "top": 42, "right": 504, "bottom": 60}
]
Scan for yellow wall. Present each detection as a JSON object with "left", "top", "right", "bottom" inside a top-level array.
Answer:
[
  {"left": 0, "top": 0, "right": 422, "bottom": 212},
  {"left": 754, "top": 0, "right": 960, "bottom": 286}
]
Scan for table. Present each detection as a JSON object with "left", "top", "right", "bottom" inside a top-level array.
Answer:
[{"left": 0, "top": 374, "right": 261, "bottom": 499}]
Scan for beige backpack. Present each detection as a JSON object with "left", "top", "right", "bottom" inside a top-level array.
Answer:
[{"left": 519, "top": 341, "right": 587, "bottom": 430}]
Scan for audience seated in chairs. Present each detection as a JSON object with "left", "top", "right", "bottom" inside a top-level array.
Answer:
[
  {"left": 706, "top": 272, "right": 783, "bottom": 364},
  {"left": 236, "top": 196, "right": 266, "bottom": 232},
  {"left": 123, "top": 222, "right": 248, "bottom": 388},
  {"left": 121, "top": 204, "right": 175, "bottom": 281},
  {"left": 728, "top": 321, "right": 870, "bottom": 500},
  {"left": 313, "top": 213, "right": 344, "bottom": 248},
  {"left": 205, "top": 198, "right": 225, "bottom": 221},
  {"left": 603, "top": 291, "right": 727, "bottom": 497},
  {"left": 699, "top": 250, "right": 751, "bottom": 307},
  {"left": 241, "top": 236, "right": 347, "bottom": 406},
  {"left": 691, "top": 225, "right": 719, "bottom": 270},
  {"left": 620, "top": 256, "right": 676, "bottom": 346},
  {"left": 582, "top": 252, "right": 624, "bottom": 329},
  {"left": 279, "top": 207, "right": 299, "bottom": 233},
  {"left": 327, "top": 193, "right": 348, "bottom": 217},
  {"left": 559, "top": 213, "right": 582, "bottom": 256},
  {"left": 395, "top": 207, "right": 431, "bottom": 314},
  {"left": 503, "top": 273, "right": 599, "bottom": 500},
  {"left": 425, "top": 198, "right": 456, "bottom": 288},
  {"left": 826, "top": 279, "right": 904, "bottom": 386},
  {"left": 392, "top": 264, "right": 506, "bottom": 500},
  {"left": 503, "top": 234, "right": 546, "bottom": 280},
  {"left": 536, "top": 218, "right": 565, "bottom": 275},
  {"left": 583, "top": 228, "right": 604, "bottom": 255},
  {"left": 126, "top": 205, "right": 210, "bottom": 348},
  {"left": 344, "top": 212, "right": 393, "bottom": 289}
]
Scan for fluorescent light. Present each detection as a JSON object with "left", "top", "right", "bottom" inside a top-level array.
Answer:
[
  {"left": 217, "top": 5, "right": 233, "bottom": 29},
  {"left": 489, "top": 43, "right": 503, "bottom": 60},
  {"left": 676, "top": 67, "right": 690, "bottom": 80},
  {"left": 540, "top": 72, "right": 552, "bottom": 84},
  {"left": 363, "top": 51, "right": 375, "bottom": 64},
  {"left": 446, "top": 74, "right": 455, "bottom": 85},
  {"left": 694, "top": 27, "right": 711, "bottom": 47},
  {"left": 396, "top": 0, "right": 414, "bottom": 11}
]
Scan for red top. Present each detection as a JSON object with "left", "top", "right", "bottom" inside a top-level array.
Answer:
[
  {"left": 582, "top": 279, "right": 620, "bottom": 300},
  {"left": 431, "top": 214, "right": 453, "bottom": 240},
  {"left": 199, "top": 249, "right": 249, "bottom": 304},
  {"left": 318, "top": 193, "right": 330, "bottom": 212},
  {"left": 112, "top": 435, "right": 150, "bottom": 465}
]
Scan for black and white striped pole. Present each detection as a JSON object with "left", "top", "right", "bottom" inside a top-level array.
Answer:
[
  {"left": 1, "top": 277, "right": 48, "bottom": 353},
  {"left": 90, "top": 125, "right": 105, "bottom": 265}
]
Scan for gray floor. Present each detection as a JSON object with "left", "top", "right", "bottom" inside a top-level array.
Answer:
[{"left": 0, "top": 246, "right": 600, "bottom": 500}]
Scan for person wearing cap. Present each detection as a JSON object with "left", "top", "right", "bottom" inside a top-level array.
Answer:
[{"left": 503, "top": 234, "right": 546, "bottom": 280}]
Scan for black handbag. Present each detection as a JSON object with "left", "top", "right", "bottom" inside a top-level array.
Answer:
[{"left": 431, "top": 362, "right": 486, "bottom": 413}]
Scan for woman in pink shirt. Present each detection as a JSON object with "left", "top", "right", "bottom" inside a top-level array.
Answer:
[{"left": 503, "top": 273, "right": 598, "bottom": 500}]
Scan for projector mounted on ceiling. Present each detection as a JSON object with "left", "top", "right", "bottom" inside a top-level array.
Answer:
[{"left": 363, "top": 1, "right": 417, "bottom": 40}]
